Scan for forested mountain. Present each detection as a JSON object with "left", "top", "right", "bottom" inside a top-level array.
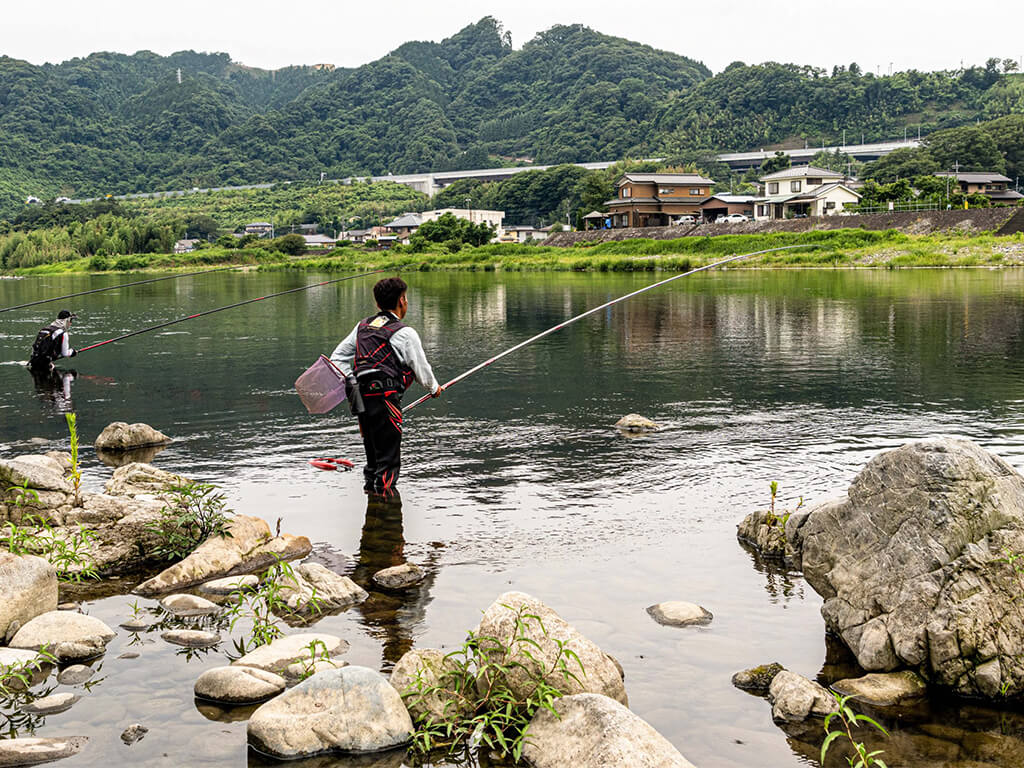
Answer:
[{"left": 1, "top": 16, "right": 1021, "bottom": 219}]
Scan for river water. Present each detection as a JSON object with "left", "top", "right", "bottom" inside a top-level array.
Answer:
[{"left": 2, "top": 268, "right": 1024, "bottom": 767}]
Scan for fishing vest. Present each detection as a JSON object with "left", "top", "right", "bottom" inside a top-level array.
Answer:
[
  {"left": 354, "top": 312, "right": 415, "bottom": 391},
  {"left": 30, "top": 324, "right": 64, "bottom": 365}
]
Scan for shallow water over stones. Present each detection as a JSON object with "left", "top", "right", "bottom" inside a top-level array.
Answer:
[{"left": 3, "top": 270, "right": 1024, "bottom": 765}]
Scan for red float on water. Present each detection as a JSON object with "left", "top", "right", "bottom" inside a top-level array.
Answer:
[{"left": 309, "top": 457, "right": 354, "bottom": 471}]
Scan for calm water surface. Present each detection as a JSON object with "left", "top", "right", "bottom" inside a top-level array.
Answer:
[{"left": 2, "top": 269, "right": 1024, "bottom": 767}]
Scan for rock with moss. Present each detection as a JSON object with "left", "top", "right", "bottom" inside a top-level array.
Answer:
[
  {"left": 788, "top": 438, "right": 1024, "bottom": 700},
  {"left": 732, "top": 662, "right": 786, "bottom": 694}
]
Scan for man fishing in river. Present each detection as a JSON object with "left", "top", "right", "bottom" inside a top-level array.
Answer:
[
  {"left": 331, "top": 277, "right": 442, "bottom": 496},
  {"left": 27, "top": 309, "right": 77, "bottom": 371}
]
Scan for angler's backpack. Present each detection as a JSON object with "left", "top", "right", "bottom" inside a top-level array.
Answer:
[{"left": 31, "top": 325, "right": 61, "bottom": 362}]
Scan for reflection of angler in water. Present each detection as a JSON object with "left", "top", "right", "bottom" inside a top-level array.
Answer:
[
  {"left": 352, "top": 492, "right": 441, "bottom": 669},
  {"left": 29, "top": 366, "right": 76, "bottom": 413}
]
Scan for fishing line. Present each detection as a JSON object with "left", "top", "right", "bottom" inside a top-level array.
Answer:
[{"left": 403, "top": 244, "right": 817, "bottom": 413}]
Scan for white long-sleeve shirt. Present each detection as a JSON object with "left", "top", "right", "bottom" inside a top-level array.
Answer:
[{"left": 330, "top": 312, "right": 440, "bottom": 395}]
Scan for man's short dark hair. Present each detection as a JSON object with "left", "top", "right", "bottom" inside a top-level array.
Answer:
[{"left": 374, "top": 277, "right": 407, "bottom": 311}]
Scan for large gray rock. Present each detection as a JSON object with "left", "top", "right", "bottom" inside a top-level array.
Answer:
[
  {"left": 0, "top": 456, "right": 72, "bottom": 493},
  {"left": 390, "top": 648, "right": 464, "bottom": 722},
  {"left": 247, "top": 666, "right": 413, "bottom": 759},
  {"left": 0, "top": 737, "right": 88, "bottom": 766},
  {"left": 831, "top": 671, "right": 928, "bottom": 707},
  {"left": 194, "top": 666, "right": 286, "bottom": 704},
  {"left": 477, "top": 592, "right": 627, "bottom": 706},
  {"left": 103, "top": 462, "right": 184, "bottom": 498},
  {"left": 232, "top": 633, "right": 348, "bottom": 674},
  {"left": 788, "top": 438, "right": 1024, "bottom": 699},
  {"left": 134, "top": 515, "right": 311, "bottom": 596},
  {"left": 279, "top": 563, "right": 368, "bottom": 613},
  {"left": 94, "top": 422, "right": 171, "bottom": 451},
  {"left": 10, "top": 611, "right": 116, "bottom": 661},
  {"left": 0, "top": 554, "right": 57, "bottom": 641},
  {"left": 521, "top": 693, "right": 695, "bottom": 768},
  {"left": 767, "top": 670, "right": 839, "bottom": 723}
]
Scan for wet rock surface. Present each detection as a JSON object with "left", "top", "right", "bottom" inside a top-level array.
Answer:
[
  {"left": 161, "top": 629, "right": 221, "bottom": 648},
  {"left": 522, "top": 693, "right": 696, "bottom": 768},
  {"left": 194, "top": 666, "right": 286, "bottom": 704},
  {"left": 247, "top": 666, "right": 413, "bottom": 759},
  {"left": 371, "top": 563, "right": 424, "bottom": 589},
  {"left": 0, "top": 736, "right": 88, "bottom": 766},
  {"left": 0, "top": 553, "right": 58, "bottom": 642},
  {"left": 159, "top": 594, "right": 220, "bottom": 616},
  {"left": 10, "top": 611, "right": 116, "bottom": 661},
  {"left": 93, "top": 422, "right": 171, "bottom": 451},
  {"left": 135, "top": 515, "right": 312, "bottom": 596},
  {"left": 789, "top": 438, "right": 1024, "bottom": 699},
  {"left": 646, "top": 601, "right": 712, "bottom": 627},
  {"left": 477, "top": 591, "right": 628, "bottom": 706},
  {"left": 832, "top": 670, "right": 928, "bottom": 707}
]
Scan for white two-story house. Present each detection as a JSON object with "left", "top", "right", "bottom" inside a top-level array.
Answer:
[{"left": 752, "top": 166, "right": 861, "bottom": 220}]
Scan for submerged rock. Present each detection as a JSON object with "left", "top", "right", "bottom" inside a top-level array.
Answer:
[
  {"left": 247, "top": 666, "right": 413, "bottom": 759},
  {"left": 522, "top": 693, "right": 696, "bottom": 768},
  {"left": 120, "top": 724, "right": 148, "bottom": 745},
  {"left": 56, "top": 665, "right": 94, "bottom": 686},
  {"left": 390, "top": 648, "right": 464, "bottom": 722},
  {"left": 767, "top": 671, "right": 839, "bottom": 723},
  {"left": 10, "top": 611, "right": 116, "bottom": 662},
  {"left": 94, "top": 422, "right": 171, "bottom": 452},
  {"left": 613, "top": 413, "right": 659, "bottom": 433},
  {"left": 372, "top": 563, "right": 424, "bottom": 589},
  {"left": 832, "top": 670, "right": 928, "bottom": 707},
  {"left": 0, "top": 736, "right": 88, "bottom": 766},
  {"left": 646, "top": 601, "right": 712, "bottom": 628},
  {"left": 0, "top": 553, "right": 58, "bottom": 642},
  {"left": 194, "top": 666, "right": 286, "bottom": 704},
  {"left": 732, "top": 663, "right": 786, "bottom": 694},
  {"left": 21, "top": 693, "right": 79, "bottom": 715},
  {"left": 789, "top": 438, "right": 1024, "bottom": 699},
  {"left": 232, "top": 633, "right": 348, "bottom": 674},
  {"left": 135, "top": 515, "right": 311, "bottom": 597},
  {"left": 477, "top": 592, "right": 628, "bottom": 706}
]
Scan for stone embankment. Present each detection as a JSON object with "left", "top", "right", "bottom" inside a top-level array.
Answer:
[{"left": 545, "top": 208, "right": 1024, "bottom": 246}]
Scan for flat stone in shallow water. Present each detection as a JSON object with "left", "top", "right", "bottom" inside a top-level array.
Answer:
[
  {"left": 232, "top": 634, "right": 348, "bottom": 674},
  {"left": 521, "top": 693, "right": 696, "bottom": 768},
  {"left": 646, "top": 601, "right": 713, "bottom": 627},
  {"left": 832, "top": 670, "right": 928, "bottom": 706},
  {"left": 56, "top": 665, "right": 94, "bottom": 686},
  {"left": 372, "top": 563, "right": 424, "bottom": 589},
  {"left": 118, "top": 617, "right": 149, "bottom": 632},
  {"left": 195, "top": 666, "right": 286, "bottom": 704},
  {"left": 0, "top": 737, "right": 88, "bottom": 767},
  {"left": 161, "top": 629, "right": 221, "bottom": 648},
  {"left": 198, "top": 574, "right": 259, "bottom": 595},
  {"left": 20, "top": 693, "right": 79, "bottom": 715},
  {"left": 159, "top": 594, "right": 220, "bottom": 616},
  {"left": 10, "top": 611, "right": 116, "bottom": 661},
  {"left": 247, "top": 666, "right": 413, "bottom": 759},
  {"left": 120, "top": 724, "right": 148, "bottom": 745}
]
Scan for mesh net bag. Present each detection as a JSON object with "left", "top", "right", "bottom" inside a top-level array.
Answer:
[{"left": 295, "top": 355, "right": 347, "bottom": 414}]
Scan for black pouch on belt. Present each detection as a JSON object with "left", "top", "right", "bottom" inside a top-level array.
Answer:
[{"left": 346, "top": 374, "right": 366, "bottom": 416}]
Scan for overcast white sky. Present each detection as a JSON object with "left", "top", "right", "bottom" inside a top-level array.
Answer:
[{"left": 4, "top": 0, "right": 1022, "bottom": 75}]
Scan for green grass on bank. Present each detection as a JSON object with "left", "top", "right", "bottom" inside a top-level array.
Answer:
[{"left": 7, "top": 230, "right": 1024, "bottom": 276}]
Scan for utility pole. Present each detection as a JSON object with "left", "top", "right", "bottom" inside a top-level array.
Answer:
[{"left": 176, "top": 68, "right": 182, "bottom": 84}]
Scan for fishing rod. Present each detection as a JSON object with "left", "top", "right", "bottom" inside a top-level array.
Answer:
[
  {"left": 404, "top": 244, "right": 817, "bottom": 413},
  {"left": 76, "top": 268, "right": 389, "bottom": 354},
  {"left": 0, "top": 266, "right": 243, "bottom": 313}
]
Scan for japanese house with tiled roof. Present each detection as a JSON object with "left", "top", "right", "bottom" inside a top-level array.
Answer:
[{"left": 605, "top": 173, "right": 715, "bottom": 228}]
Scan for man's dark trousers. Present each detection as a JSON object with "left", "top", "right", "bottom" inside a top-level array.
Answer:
[{"left": 357, "top": 377, "right": 403, "bottom": 495}]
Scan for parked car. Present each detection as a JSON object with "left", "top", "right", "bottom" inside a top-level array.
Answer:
[
  {"left": 718, "top": 213, "right": 749, "bottom": 224},
  {"left": 671, "top": 215, "right": 697, "bottom": 225}
]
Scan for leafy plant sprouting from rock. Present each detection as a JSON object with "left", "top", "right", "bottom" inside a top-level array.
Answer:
[
  {"left": 404, "top": 605, "right": 584, "bottom": 763},
  {"left": 64, "top": 412, "right": 82, "bottom": 505},
  {"left": 146, "top": 482, "right": 233, "bottom": 563},
  {"left": 1, "top": 512, "right": 99, "bottom": 582},
  {"left": 765, "top": 481, "right": 802, "bottom": 528},
  {"left": 820, "top": 692, "right": 890, "bottom": 768},
  {"left": 225, "top": 559, "right": 322, "bottom": 656}
]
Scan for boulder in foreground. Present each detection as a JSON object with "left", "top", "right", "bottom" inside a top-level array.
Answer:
[
  {"left": 522, "top": 693, "right": 696, "bottom": 768},
  {"left": 0, "top": 736, "right": 88, "bottom": 767},
  {"left": 0, "top": 553, "right": 57, "bottom": 642},
  {"left": 788, "top": 438, "right": 1024, "bottom": 699},
  {"left": 10, "top": 611, "right": 115, "bottom": 662}
]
